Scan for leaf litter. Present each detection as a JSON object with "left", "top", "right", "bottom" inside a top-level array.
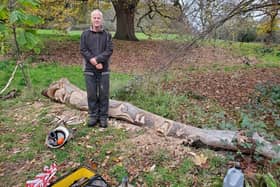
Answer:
[{"left": 1, "top": 39, "right": 280, "bottom": 186}]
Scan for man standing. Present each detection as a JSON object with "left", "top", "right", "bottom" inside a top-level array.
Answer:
[{"left": 80, "top": 9, "right": 113, "bottom": 128}]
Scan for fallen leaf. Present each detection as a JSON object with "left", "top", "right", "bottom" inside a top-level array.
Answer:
[
  {"left": 192, "top": 153, "right": 208, "bottom": 166},
  {"left": 86, "top": 145, "right": 93, "bottom": 149},
  {"left": 150, "top": 164, "right": 156, "bottom": 171},
  {"left": 106, "top": 150, "right": 112, "bottom": 155},
  {"left": 111, "top": 157, "right": 120, "bottom": 163},
  {"left": 89, "top": 160, "right": 98, "bottom": 170}
]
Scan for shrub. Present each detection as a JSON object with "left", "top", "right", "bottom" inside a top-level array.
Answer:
[{"left": 237, "top": 29, "right": 257, "bottom": 42}]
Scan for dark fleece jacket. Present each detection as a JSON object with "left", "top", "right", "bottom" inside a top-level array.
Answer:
[{"left": 80, "top": 29, "right": 113, "bottom": 72}]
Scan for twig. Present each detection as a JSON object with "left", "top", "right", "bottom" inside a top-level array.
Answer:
[{"left": 0, "top": 62, "right": 18, "bottom": 95}]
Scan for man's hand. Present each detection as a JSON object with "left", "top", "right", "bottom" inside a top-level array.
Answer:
[
  {"left": 90, "top": 58, "right": 98, "bottom": 66},
  {"left": 96, "top": 63, "right": 103, "bottom": 70},
  {"left": 90, "top": 58, "right": 103, "bottom": 69}
]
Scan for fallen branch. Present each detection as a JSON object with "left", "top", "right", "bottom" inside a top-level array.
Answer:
[
  {"left": 0, "top": 63, "right": 18, "bottom": 95},
  {"left": 42, "top": 78, "right": 280, "bottom": 161},
  {"left": 0, "top": 89, "right": 18, "bottom": 100}
]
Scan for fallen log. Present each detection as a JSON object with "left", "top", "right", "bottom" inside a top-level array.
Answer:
[{"left": 42, "top": 78, "right": 280, "bottom": 161}]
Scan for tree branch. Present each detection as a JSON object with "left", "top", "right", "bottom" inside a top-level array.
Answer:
[{"left": 152, "top": 0, "right": 279, "bottom": 73}]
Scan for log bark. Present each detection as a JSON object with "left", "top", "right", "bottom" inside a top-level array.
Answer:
[{"left": 42, "top": 78, "right": 280, "bottom": 161}]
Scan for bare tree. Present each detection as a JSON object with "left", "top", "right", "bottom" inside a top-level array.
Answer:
[{"left": 151, "top": 0, "right": 279, "bottom": 73}]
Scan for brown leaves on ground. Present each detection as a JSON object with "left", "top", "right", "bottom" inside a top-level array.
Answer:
[
  {"left": 40, "top": 40, "right": 176, "bottom": 74},
  {"left": 39, "top": 39, "right": 280, "bottom": 109},
  {"left": 39, "top": 41, "right": 81, "bottom": 64},
  {"left": 164, "top": 68, "right": 280, "bottom": 108}
]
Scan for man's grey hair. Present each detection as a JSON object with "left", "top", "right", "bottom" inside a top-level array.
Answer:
[{"left": 91, "top": 9, "right": 103, "bottom": 20}]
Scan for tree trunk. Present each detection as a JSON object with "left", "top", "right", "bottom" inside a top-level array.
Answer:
[
  {"left": 265, "top": 0, "right": 279, "bottom": 44},
  {"left": 42, "top": 78, "right": 280, "bottom": 162},
  {"left": 112, "top": 0, "right": 139, "bottom": 41}
]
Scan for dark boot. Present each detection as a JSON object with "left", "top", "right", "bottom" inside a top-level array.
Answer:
[
  {"left": 87, "top": 118, "right": 98, "bottom": 127},
  {"left": 99, "top": 119, "right": 108, "bottom": 128}
]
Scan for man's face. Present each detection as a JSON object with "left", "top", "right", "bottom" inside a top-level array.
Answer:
[{"left": 91, "top": 12, "right": 102, "bottom": 28}]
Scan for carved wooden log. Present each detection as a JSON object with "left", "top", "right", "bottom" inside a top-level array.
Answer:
[{"left": 42, "top": 78, "right": 280, "bottom": 161}]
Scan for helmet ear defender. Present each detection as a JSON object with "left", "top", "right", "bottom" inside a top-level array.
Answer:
[{"left": 46, "top": 125, "right": 70, "bottom": 149}]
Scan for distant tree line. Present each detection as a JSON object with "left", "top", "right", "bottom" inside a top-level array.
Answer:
[{"left": 1, "top": 0, "right": 279, "bottom": 43}]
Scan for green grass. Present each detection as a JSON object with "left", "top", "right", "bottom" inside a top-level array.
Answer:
[
  {"left": 151, "top": 149, "right": 171, "bottom": 165},
  {"left": 114, "top": 86, "right": 186, "bottom": 120},
  {"left": 109, "top": 165, "right": 128, "bottom": 183},
  {"left": 36, "top": 29, "right": 192, "bottom": 42},
  {"left": 113, "top": 74, "right": 235, "bottom": 129},
  {"left": 0, "top": 60, "right": 133, "bottom": 185},
  {"left": 0, "top": 95, "right": 130, "bottom": 186},
  {"left": 216, "top": 41, "right": 280, "bottom": 65},
  {"left": 0, "top": 106, "right": 49, "bottom": 162},
  {"left": 0, "top": 60, "right": 132, "bottom": 98},
  {"left": 37, "top": 29, "right": 82, "bottom": 41},
  {"left": 140, "top": 158, "right": 201, "bottom": 186}
]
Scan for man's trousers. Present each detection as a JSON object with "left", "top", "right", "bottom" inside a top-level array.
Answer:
[{"left": 84, "top": 71, "right": 109, "bottom": 121}]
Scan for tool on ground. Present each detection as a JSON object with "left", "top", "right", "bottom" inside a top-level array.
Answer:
[
  {"left": 46, "top": 125, "right": 70, "bottom": 149},
  {"left": 49, "top": 166, "right": 109, "bottom": 187},
  {"left": 223, "top": 165, "right": 244, "bottom": 187}
]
